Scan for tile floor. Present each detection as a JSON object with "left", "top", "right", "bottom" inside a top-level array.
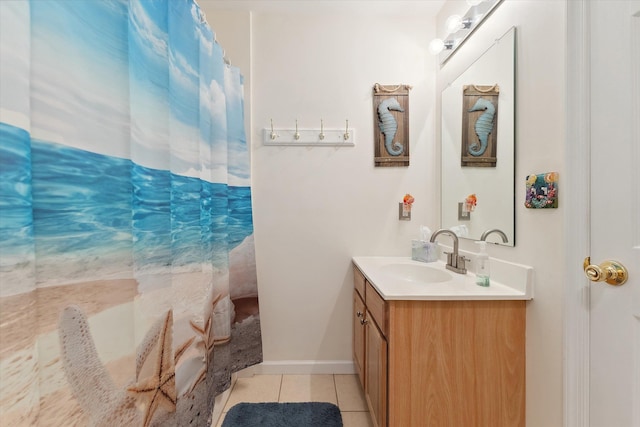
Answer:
[{"left": 214, "top": 374, "right": 374, "bottom": 427}]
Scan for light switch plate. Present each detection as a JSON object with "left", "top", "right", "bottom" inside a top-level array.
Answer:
[
  {"left": 399, "top": 202, "right": 411, "bottom": 220},
  {"left": 458, "top": 202, "right": 471, "bottom": 220}
]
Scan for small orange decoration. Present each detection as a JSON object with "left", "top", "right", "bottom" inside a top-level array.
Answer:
[
  {"left": 464, "top": 194, "right": 477, "bottom": 212},
  {"left": 403, "top": 194, "right": 415, "bottom": 206}
]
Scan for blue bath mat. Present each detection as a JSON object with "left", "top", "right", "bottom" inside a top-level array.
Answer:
[{"left": 221, "top": 402, "right": 343, "bottom": 427}]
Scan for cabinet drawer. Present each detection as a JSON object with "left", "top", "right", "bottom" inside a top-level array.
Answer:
[
  {"left": 353, "top": 265, "right": 366, "bottom": 299},
  {"left": 365, "top": 281, "right": 387, "bottom": 337}
]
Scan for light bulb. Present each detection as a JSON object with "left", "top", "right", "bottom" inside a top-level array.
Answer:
[
  {"left": 428, "top": 39, "right": 445, "bottom": 55},
  {"left": 446, "top": 15, "right": 463, "bottom": 33}
]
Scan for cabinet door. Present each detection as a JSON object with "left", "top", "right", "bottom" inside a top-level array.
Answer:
[
  {"left": 365, "top": 313, "right": 387, "bottom": 427},
  {"left": 353, "top": 291, "right": 366, "bottom": 388}
]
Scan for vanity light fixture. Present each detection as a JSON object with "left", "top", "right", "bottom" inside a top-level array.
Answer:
[
  {"left": 429, "top": 0, "right": 504, "bottom": 64},
  {"left": 446, "top": 15, "right": 473, "bottom": 33},
  {"left": 428, "top": 38, "right": 455, "bottom": 55}
]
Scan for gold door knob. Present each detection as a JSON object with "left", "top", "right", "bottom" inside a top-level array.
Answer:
[{"left": 583, "top": 257, "right": 628, "bottom": 286}]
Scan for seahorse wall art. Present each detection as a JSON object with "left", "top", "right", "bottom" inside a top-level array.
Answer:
[
  {"left": 468, "top": 97, "right": 496, "bottom": 157},
  {"left": 377, "top": 98, "right": 405, "bottom": 156}
]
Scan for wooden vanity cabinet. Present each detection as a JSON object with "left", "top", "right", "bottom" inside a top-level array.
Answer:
[
  {"left": 353, "top": 265, "right": 526, "bottom": 427},
  {"left": 364, "top": 305, "right": 387, "bottom": 427},
  {"left": 354, "top": 267, "right": 389, "bottom": 427}
]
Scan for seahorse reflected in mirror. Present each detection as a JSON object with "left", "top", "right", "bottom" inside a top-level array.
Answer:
[{"left": 467, "top": 97, "right": 496, "bottom": 156}]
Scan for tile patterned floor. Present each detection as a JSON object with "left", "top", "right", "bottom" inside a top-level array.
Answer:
[{"left": 214, "top": 374, "right": 373, "bottom": 427}]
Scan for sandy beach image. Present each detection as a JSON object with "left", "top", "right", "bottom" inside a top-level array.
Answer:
[
  {"left": 0, "top": 235, "right": 261, "bottom": 426},
  {"left": 0, "top": 279, "right": 137, "bottom": 425}
]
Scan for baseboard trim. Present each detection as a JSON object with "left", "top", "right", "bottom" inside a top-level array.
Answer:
[{"left": 253, "top": 360, "right": 356, "bottom": 375}]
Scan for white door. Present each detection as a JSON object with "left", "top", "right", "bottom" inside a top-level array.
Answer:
[{"left": 589, "top": 1, "right": 640, "bottom": 426}]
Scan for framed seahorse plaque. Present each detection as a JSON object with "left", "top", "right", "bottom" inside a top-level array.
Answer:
[
  {"left": 461, "top": 84, "right": 499, "bottom": 167},
  {"left": 373, "top": 83, "right": 411, "bottom": 167}
]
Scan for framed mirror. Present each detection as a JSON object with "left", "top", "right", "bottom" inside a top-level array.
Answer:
[{"left": 441, "top": 27, "right": 516, "bottom": 246}]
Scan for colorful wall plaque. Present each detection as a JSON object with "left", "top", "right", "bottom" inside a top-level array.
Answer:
[{"left": 525, "top": 172, "right": 559, "bottom": 208}]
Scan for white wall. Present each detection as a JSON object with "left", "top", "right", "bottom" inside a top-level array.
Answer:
[
  {"left": 250, "top": 10, "right": 439, "bottom": 366},
  {"left": 435, "top": 1, "right": 566, "bottom": 426}
]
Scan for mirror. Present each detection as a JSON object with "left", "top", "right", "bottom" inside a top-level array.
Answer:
[{"left": 441, "top": 27, "right": 516, "bottom": 246}]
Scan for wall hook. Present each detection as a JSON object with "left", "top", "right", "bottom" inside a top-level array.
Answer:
[
  {"left": 262, "top": 121, "right": 355, "bottom": 146},
  {"left": 294, "top": 119, "right": 300, "bottom": 140}
]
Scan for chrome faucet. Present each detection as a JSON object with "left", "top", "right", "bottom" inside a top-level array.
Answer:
[
  {"left": 480, "top": 228, "right": 509, "bottom": 243},
  {"left": 430, "top": 229, "right": 468, "bottom": 274}
]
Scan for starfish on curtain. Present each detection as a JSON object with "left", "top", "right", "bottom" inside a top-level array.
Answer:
[
  {"left": 187, "top": 292, "right": 222, "bottom": 393},
  {"left": 59, "top": 305, "right": 209, "bottom": 426},
  {"left": 127, "top": 310, "right": 177, "bottom": 427},
  {"left": 58, "top": 305, "right": 141, "bottom": 426}
]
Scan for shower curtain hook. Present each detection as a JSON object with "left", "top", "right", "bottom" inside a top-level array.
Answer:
[{"left": 222, "top": 48, "right": 230, "bottom": 65}]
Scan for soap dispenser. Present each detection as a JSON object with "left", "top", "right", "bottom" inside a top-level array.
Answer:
[{"left": 474, "top": 241, "right": 490, "bottom": 287}]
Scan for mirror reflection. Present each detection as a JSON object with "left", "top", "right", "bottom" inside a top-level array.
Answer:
[{"left": 441, "top": 27, "right": 516, "bottom": 246}]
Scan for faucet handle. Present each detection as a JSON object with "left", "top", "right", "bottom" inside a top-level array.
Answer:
[{"left": 457, "top": 256, "right": 470, "bottom": 271}]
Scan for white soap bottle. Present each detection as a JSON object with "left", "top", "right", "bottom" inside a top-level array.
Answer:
[{"left": 474, "top": 241, "right": 490, "bottom": 287}]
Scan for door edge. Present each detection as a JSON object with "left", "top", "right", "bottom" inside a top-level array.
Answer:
[{"left": 564, "top": 0, "right": 591, "bottom": 426}]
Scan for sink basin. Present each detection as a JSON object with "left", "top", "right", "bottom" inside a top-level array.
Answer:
[
  {"left": 380, "top": 263, "right": 452, "bottom": 284},
  {"left": 353, "top": 256, "right": 533, "bottom": 300}
]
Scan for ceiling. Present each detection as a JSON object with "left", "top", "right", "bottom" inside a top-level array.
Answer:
[{"left": 198, "top": 0, "right": 445, "bottom": 16}]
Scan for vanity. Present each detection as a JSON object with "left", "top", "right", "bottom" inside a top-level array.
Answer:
[
  {"left": 352, "top": 256, "right": 532, "bottom": 427},
  {"left": 353, "top": 15, "right": 526, "bottom": 427}
]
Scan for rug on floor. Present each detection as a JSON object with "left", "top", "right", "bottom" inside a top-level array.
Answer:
[{"left": 221, "top": 402, "right": 343, "bottom": 427}]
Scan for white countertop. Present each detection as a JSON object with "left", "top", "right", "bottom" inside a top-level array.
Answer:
[{"left": 352, "top": 256, "right": 533, "bottom": 301}]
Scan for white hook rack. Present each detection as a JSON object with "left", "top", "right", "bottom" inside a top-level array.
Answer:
[{"left": 263, "top": 119, "right": 355, "bottom": 146}]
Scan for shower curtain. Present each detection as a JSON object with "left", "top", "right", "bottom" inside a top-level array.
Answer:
[{"left": 0, "top": 1, "right": 261, "bottom": 425}]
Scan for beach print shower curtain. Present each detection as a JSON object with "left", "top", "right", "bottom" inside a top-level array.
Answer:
[{"left": 0, "top": 1, "right": 261, "bottom": 425}]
